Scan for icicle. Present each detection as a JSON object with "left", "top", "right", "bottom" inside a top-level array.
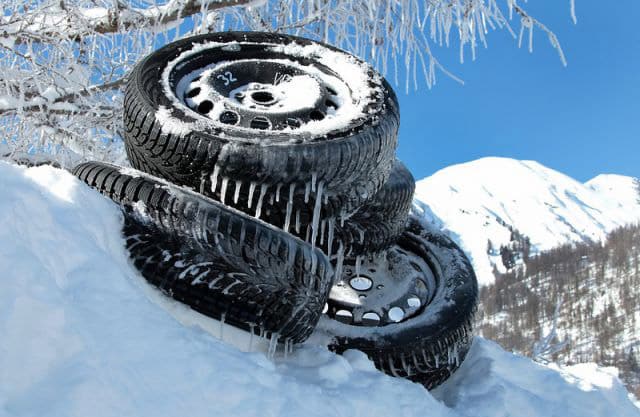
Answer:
[
  {"left": 284, "top": 183, "right": 295, "bottom": 231},
  {"left": 310, "top": 181, "right": 324, "bottom": 247},
  {"left": 233, "top": 180, "right": 242, "bottom": 204},
  {"left": 269, "top": 192, "right": 274, "bottom": 206},
  {"left": 268, "top": 332, "right": 279, "bottom": 359},
  {"left": 388, "top": 356, "right": 400, "bottom": 377},
  {"left": 287, "top": 240, "right": 296, "bottom": 269},
  {"left": 247, "top": 182, "right": 256, "bottom": 208},
  {"left": 311, "top": 250, "right": 318, "bottom": 275},
  {"left": 283, "top": 339, "right": 291, "bottom": 359},
  {"left": 220, "top": 177, "right": 229, "bottom": 204},
  {"left": 311, "top": 172, "right": 317, "bottom": 192},
  {"left": 211, "top": 165, "right": 220, "bottom": 193},
  {"left": 220, "top": 313, "right": 226, "bottom": 341},
  {"left": 304, "top": 180, "right": 310, "bottom": 203},
  {"left": 327, "top": 218, "right": 335, "bottom": 257},
  {"left": 255, "top": 184, "right": 267, "bottom": 219},
  {"left": 199, "top": 173, "right": 206, "bottom": 194},
  {"left": 275, "top": 183, "right": 282, "bottom": 202},
  {"left": 335, "top": 243, "right": 345, "bottom": 280},
  {"left": 358, "top": 227, "right": 365, "bottom": 243},
  {"left": 295, "top": 210, "right": 301, "bottom": 234},
  {"left": 355, "top": 255, "right": 363, "bottom": 278},
  {"left": 401, "top": 355, "right": 410, "bottom": 375},
  {"left": 320, "top": 219, "right": 326, "bottom": 245},
  {"left": 248, "top": 324, "right": 255, "bottom": 352}
]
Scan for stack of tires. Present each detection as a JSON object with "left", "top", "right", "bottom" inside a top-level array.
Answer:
[{"left": 73, "top": 32, "right": 477, "bottom": 390}]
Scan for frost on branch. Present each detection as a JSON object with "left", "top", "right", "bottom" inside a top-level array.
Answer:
[{"left": 0, "top": 0, "right": 574, "bottom": 164}]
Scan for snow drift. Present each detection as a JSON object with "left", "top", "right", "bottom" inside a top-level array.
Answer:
[
  {"left": 0, "top": 161, "right": 638, "bottom": 417},
  {"left": 415, "top": 157, "right": 640, "bottom": 285}
]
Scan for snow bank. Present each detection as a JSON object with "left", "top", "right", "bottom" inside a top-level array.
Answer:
[{"left": 0, "top": 161, "right": 638, "bottom": 417}]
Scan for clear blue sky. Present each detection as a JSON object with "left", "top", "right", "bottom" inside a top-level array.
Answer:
[{"left": 396, "top": 1, "right": 640, "bottom": 182}]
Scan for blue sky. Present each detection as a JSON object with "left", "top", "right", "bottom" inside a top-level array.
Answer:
[{"left": 396, "top": 1, "right": 640, "bottom": 182}]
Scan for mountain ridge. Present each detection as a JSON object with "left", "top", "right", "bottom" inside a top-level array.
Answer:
[{"left": 414, "top": 157, "right": 640, "bottom": 285}]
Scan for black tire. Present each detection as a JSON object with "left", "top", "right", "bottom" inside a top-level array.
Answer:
[
  {"left": 334, "top": 159, "right": 415, "bottom": 256},
  {"left": 319, "top": 214, "right": 478, "bottom": 389},
  {"left": 123, "top": 32, "right": 399, "bottom": 247},
  {"left": 73, "top": 161, "right": 334, "bottom": 344}
]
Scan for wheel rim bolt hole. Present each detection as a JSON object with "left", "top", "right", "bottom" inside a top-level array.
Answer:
[
  {"left": 250, "top": 116, "right": 271, "bottom": 130},
  {"left": 362, "top": 312, "right": 380, "bottom": 326},
  {"left": 349, "top": 276, "right": 373, "bottom": 291},
  {"left": 186, "top": 87, "right": 201, "bottom": 99},
  {"left": 197, "top": 100, "right": 213, "bottom": 114},
  {"left": 335, "top": 309, "right": 353, "bottom": 324},
  {"left": 286, "top": 118, "right": 301, "bottom": 129},
  {"left": 219, "top": 111, "right": 239, "bottom": 125},
  {"left": 407, "top": 296, "right": 421, "bottom": 308},
  {"left": 388, "top": 307, "right": 405, "bottom": 323}
]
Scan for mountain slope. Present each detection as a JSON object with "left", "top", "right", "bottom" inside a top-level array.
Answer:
[
  {"left": 477, "top": 223, "right": 640, "bottom": 396},
  {"left": 414, "top": 157, "right": 640, "bottom": 285},
  {"left": 1, "top": 161, "right": 638, "bottom": 416}
]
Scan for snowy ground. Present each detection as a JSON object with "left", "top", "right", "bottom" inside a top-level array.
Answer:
[{"left": 1, "top": 161, "right": 639, "bottom": 417}]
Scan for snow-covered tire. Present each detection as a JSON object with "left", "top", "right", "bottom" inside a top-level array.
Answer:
[
  {"left": 319, "top": 214, "right": 478, "bottom": 389},
  {"left": 123, "top": 31, "right": 399, "bottom": 246},
  {"left": 334, "top": 160, "right": 415, "bottom": 256},
  {"left": 73, "top": 161, "right": 334, "bottom": 343}
]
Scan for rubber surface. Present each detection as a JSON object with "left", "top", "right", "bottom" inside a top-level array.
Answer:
[
  {"left": 123, "top": 32, "right": 399, "bottom": 245},
  {"left": 73, "top": 161, "right": 333, "bottom": 343},
  {"left": 320, "top": 214, "right": 478, "bottom": 389},
  {"left": 335, "top": 159, "right": 415, "bottom": 256}
]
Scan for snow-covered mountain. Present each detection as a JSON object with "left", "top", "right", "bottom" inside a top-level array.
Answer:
[
  {"left": 414, "top": 157, "right": 640, "bottom": 286},
  {"left": 2, "top": 161, "right": 639, "bottom": 417}
]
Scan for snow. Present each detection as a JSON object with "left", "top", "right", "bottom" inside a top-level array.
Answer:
[
  {"left": 0, "top": 160, "right": 638, "bottom": 416},
  {"left": 586, "top": 174, "right": 640, "bottom": 208},
  {"left": 435, "top": 339, "right": 640, "bottom": 417},
  {"left": 155, "top": 106, "right": 197, "bottom": 136},
  {"left": 415, "top": 157, "right": 640, "bottom": 286}
]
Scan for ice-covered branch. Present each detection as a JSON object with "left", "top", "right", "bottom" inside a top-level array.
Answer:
[
  {"left": 511, "top": 3, "right": 568, "bottom": 66},
  {"left": 1, "top": 0, "right": 256, "bottom": 41},
  {"left": 0, "top": 0, "right": 576, "bottom": 164}
]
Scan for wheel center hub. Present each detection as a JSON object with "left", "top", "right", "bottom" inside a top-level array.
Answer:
[
  {"left": 326, "top": 247, "right": 435, "bottom": 327},
  {"left": 249, "top": 90, "right": 277, "bottom": 106}
]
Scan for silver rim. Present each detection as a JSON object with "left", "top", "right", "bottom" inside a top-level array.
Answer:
[{"left": 326, "top": 247, "right": 436, "bottom": 327}]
